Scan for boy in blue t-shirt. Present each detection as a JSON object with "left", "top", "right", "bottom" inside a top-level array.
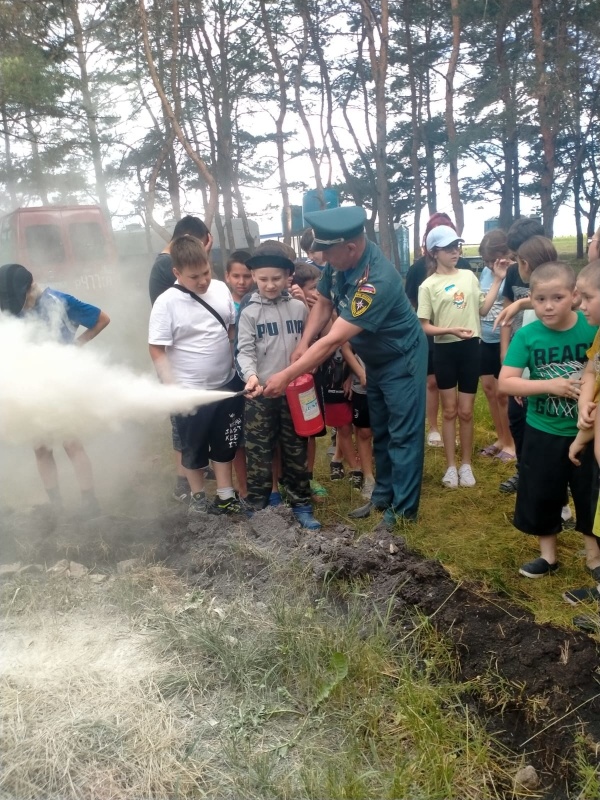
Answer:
[
  {"left": 0, "top": 263, "right": 110, "bottom": 514},
  {"left": 498, "top": 262, "right": 600, "bottom": 579}
]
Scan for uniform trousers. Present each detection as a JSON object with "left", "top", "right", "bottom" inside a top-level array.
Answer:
[{"left": 366, "top": 333, "right": 427, "bottom": 520}]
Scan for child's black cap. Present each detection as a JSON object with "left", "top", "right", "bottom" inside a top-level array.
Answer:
[
  {"left": 0, "top": 263, "right": 33, "bottom": 315},
  {"left": 246, "top": 242, "right": 295, "bottom": 273}
]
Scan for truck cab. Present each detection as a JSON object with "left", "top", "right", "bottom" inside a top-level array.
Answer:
[{"left": 0, "top": 205, "right": 117, "bottom": 295}]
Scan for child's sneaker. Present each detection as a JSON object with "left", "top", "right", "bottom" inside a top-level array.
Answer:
[
  {"left": 360, "top": 476, "right": 376, "bottom": 500},
  {"left": 209, "top": 493, "right": 244, "bottom": 515},
  {"left": 188, "top": 492, "right": 208, "bottom": 515},
  {"left": 563, "top": 585, "right": 600, "bottom": 606},
  {"left": 442, "top": 466, "right": 458, "bottom": 488},
  {"left": 310, "top": 480, "right": 328, "bottom": 500},
  {"left": 458, "top": 464, "right": 476, "bottom": 487},
  {"left": 268, "top": 490, "right": 283, "bottom": 506},
  {"left": 518, "top": 557, "right": 559, "bottom": 578},
  {"left": 348, "top": 470, "right": 364, "bottom": 489},
  {"left": 330, "top": 461, "right": 345, "bottom": 480},
  {"left": 292, "top": 505, "right": 321, "bottom": 530}
]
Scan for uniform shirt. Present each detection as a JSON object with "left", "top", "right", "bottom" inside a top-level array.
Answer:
[
  {"left": 504, "top": 311, "right": 597, "bottom": 436},
  {"left": 149, "top": 252, "right": 174, "bottom": 305},
  {"left": 586, "top": 327, "right": 600, "bottom": 401},
  {"left": 25, "top": 288, "right": 100, "bottom": 344},
  {"left": 417, "top": 269, "right": 485, "bottom": 343},
  {"left": 149, "top": 279, "right": 235, "bottom": 389},
  {"left": 317, "top": 240, "right": 421, "bottom": 366}
]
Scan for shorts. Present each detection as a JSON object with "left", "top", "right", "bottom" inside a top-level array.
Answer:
[
  {"left": 174, "top": 377, "right": 244, "bottom": 470},
  {"left": 433, "top": 337, "right": 481, "bottom": 393},
  {"left": 480, "top": 341, "right": 501, "bottom": 379},
  {"left": 427, "top": 335, "right": 435, "bottom": 376},
  {"left": 171, "top": 414, "right": 183, "bottom": 452},
  {"left": 352, "top": 392, "right": 370, "bottom": 428},
  {"left": 514, "top": 424, "right": 595, "bottom": 537},
  {"left": 324, "top": 401, "right": 353, "bottom": 428}
]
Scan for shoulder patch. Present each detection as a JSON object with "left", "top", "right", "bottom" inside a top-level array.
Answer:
[
  {"left": 351, "top": 291, "right": 373, "bottom": 317},
  {"left": 358, "top": 283, "right": 376, "bottom": 295}
]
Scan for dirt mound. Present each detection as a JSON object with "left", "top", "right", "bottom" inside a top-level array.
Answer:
[{"left": 2, "top": 504, "right": 599, "bottom": 791}]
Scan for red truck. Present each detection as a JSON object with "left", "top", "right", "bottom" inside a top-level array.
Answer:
[{"left": 0, "top": 205, "right": 118, "bottom": 295}]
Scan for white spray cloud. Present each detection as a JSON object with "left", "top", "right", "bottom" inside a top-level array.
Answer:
[{"left": 0, "top": 316, "right": 238, "bottom": 445}]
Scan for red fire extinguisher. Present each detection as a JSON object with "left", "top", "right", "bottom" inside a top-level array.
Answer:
[{"left": 286, "top": 373, "right": 325, "bottom": 437}]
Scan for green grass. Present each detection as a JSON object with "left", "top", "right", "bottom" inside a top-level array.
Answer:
[{"left": 311, "top": 390, "right": 599, "bottom": 633}]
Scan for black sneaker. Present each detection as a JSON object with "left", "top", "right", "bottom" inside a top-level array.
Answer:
[
  {"left": 208, "top": 493, "right": 244, "bottom": 515},
  {"left": 519, "top": 557, "right": 559, "bottom": 578},
  {"left": 563, "top": 586, "right": 600, "bottom": 606},
  {"left": 173, "top": 477, "right": 191, "bottom": 503},
  {"left": 330, "top": 461, "right": 345, "bottom": 480},
  {"left": 348, "top": 470, "right": 364, "bottom": 489},
  {"left": 499, "top": 473, "right": 519, "bottom": 493},
  {"left": 188, "top": 492, "right": 208, "bottom": 515}
]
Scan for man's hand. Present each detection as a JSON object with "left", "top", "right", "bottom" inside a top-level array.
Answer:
[
  {"left": 291, "top": 341, "right": 309, "bottom": 364},
  {"left": 244, "top": 375, "right": 262, "bottom": 399},
  {"left": 263, "top": 370, "right": 290, "bottom": 397}
]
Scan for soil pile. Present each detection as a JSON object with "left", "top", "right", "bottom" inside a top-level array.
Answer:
[{"left": 2, "top": 504, "right": 599, "bottom": 793}]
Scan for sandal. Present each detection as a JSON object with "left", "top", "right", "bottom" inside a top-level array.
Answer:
[
  {"left": 427, "top": 431, "right": 443, "bottom": 447},
  {"left": 479, "top": 444, "right": 501, "bottom": 457},
  {"left": 495, "top": 450, "right": 516, "bottom": 463},
  {"left": 499, "top": 473, "right": 519, "bottom": 493}
]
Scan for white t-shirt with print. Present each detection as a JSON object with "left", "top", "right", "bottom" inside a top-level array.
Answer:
[{"left": 149, "top": 279, "right": 235, "bottom": 389}]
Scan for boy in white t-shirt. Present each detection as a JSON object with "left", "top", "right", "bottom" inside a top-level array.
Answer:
[{"left": 149, "top": 235, "right": 244, "bottom": 515}]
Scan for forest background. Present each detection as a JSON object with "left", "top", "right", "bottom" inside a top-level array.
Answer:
[{"left": 1, "top": 0, "right": 599, "bottom": 268}]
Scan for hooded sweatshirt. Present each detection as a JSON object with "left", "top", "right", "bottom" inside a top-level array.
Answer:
[{"left": 235, "top": 290, "right": 308, "bottom": 385}]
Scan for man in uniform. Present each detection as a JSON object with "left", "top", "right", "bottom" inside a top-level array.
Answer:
[{"left": 264, "top": 206, "right": 427, "bottom": 529}]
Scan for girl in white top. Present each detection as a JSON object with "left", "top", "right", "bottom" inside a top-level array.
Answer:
[{"left": 417, "top": 225, "right": 508, "bottom": 489}]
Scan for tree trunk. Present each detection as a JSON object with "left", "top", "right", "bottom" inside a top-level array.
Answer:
[
  {"left": 359, "top": 0, "right": 396, "bottom": 263},
  {"left": 138, "top": 0, "right": 218, "bottom": 225},
  {"left": 444, "top": 0, "right": 464, "bottom": 235},
  {"left": 1, "top": 103, "right": 17, "bottom": 207},
  {"left": 66, "top": 0, "right": 110, "bottom": 219},
  {"left": 25, "top": 116, "right": 49, "bottom": 204},
  {"left": 403, "top": 4, "right": 422, "bottom": 257},
  {"left": 259, "top": 0, "right": 291, "bottom": 243},
  {"left": 531, "top": 0, "right": 555, "bottom": 237}
]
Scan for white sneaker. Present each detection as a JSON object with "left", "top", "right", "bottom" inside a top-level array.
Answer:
[
  {"left": 442, "top": 466, "right": 458, "bottom": 488},
  {"left": 458, "top": 464, "right": 476, "bottom": 487}
]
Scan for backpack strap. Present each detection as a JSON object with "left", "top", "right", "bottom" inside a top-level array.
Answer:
[{"left": 172, "top": 284, "right": 228, "bottom": 331}]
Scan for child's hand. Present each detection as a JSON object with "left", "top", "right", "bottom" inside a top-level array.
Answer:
[
  {"left": 548, "top": 377, "right": 582, "bottom": 399},
  {"left": 493, "top": 303, "right": 518, "bottom": 331},
  {"left": 244, "top": 375, "right": 263, "bottom": 398},
  {"left": 343, "top": 375, "right": 353, "bottom": 400},
  {"left": 578, "top": 401, "right": 597, "bottom": 430},
  {"left": 289, "top": 285, "right": 307, "bottom": 306},
  {"left": 492, "top": 258, "right": 510, "bottom": 280},
  {"left": 569, "top": 438, "right": 587, "bottom": 466},
  {"left": 452, "top": 327, "right": 474, "bottom": 340}
]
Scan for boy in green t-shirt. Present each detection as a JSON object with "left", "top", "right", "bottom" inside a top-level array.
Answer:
[{"left": 498, "top": 262, "right": 600, "bottom": 579}]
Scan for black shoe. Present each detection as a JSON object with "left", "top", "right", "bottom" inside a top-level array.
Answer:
[
  {"left": 519, "top": 557, "right": 559, "bottom": 578},
  {"left": 330, "top": 461, "right": 345, "bottom": 480},
  {"left": 208, "top": 493, "right": 244, "bottom": 515},
  {"left": 563, "top": 586, "right": 600, "bottom": 606},
  {"left": 348, "top": 470, "right": 364, "bottom": 489},
  {"left": 499, "top": 473, "right": 519, "bottom": 493},
  {"left": 188, "top": 492, "right": 208, "bottom": 515},
  {"left": 348, "top": 501, "right": 374, "bottom": 519}
]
